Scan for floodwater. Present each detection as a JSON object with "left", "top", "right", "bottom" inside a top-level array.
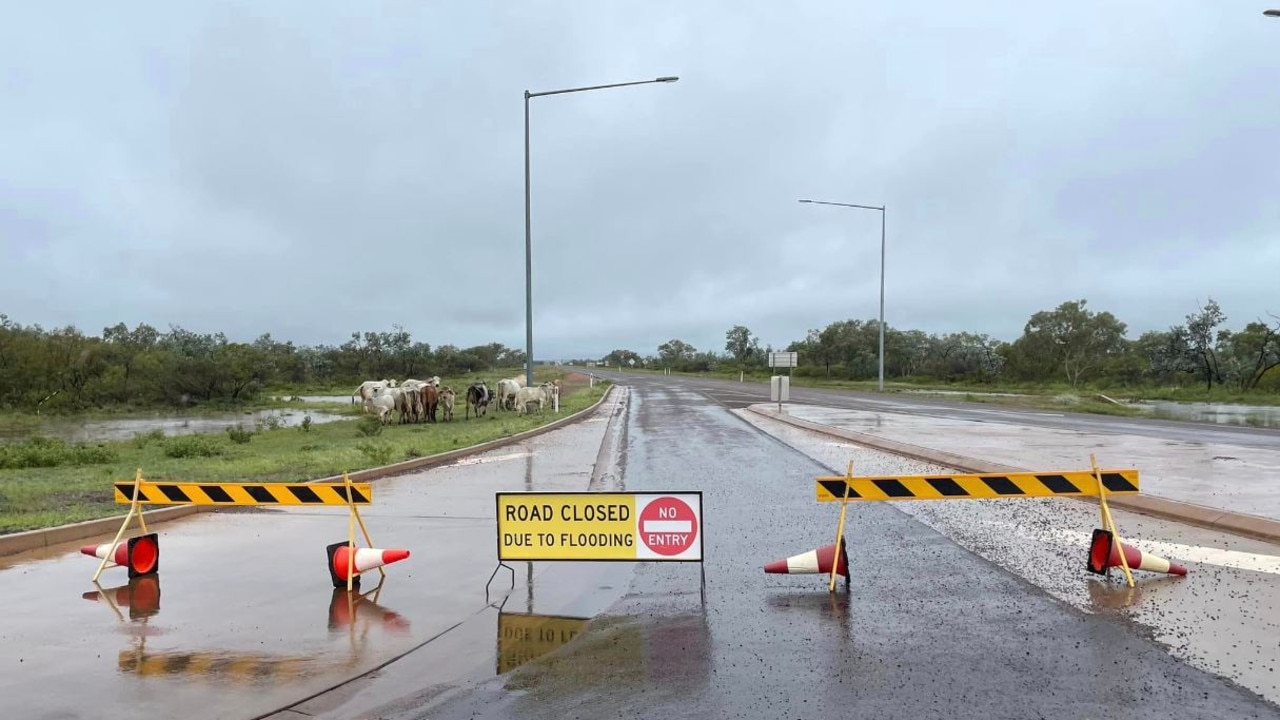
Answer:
[
  {"left": 905, "top": 389, "right": 1280, "bottom": 428},
  {"left": 0, "top": 408, "right": 352, "bottom": 444},
  {"left": 1136, "top": 399, "right": 1280, "bottom": 428}
]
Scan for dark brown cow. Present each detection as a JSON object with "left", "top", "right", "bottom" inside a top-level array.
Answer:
[{"left": 419, "top": 384, "right": 440, "bottom": 423}]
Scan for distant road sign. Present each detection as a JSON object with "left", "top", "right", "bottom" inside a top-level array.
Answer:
[{"left": 769, "top": 351, "right": 797, "bottom": 368}]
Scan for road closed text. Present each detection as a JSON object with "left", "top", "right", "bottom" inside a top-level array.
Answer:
[{"left": 496, "top": 492, "right": 703, "bottom": 562}]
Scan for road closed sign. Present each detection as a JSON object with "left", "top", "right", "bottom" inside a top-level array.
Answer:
[{"left": 496, "top": 492, "right": 703, "bottom": 562}]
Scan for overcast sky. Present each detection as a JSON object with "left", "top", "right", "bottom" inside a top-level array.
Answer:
[{"left": 2, "top": 2, "right": 1277, "bottom": 360}]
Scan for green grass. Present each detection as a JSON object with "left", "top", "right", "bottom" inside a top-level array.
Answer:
[{"left": 0, "top": 376, "right": 608, "bottom": 535}]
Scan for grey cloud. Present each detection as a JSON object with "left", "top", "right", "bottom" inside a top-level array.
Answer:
[{"left": 1, "top": 1, "right": 1276, "bottom": 360}]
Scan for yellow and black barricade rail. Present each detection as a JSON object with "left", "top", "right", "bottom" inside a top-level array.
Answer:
[
  {"left": 815, "top": 469, "right": 1139, "bottom": 502},
  {"left": 113, "top": 480, "right": 372, "bottom": 506}
]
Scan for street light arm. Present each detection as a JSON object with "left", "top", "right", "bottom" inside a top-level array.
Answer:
[
  {"left": 798, "top": 197, "right": 888, "bottom": 393},
  {"left": 523, "top": 74, "right": 679, "bottom": 387},
  {"left": 799, "top": 198, "right": 884, "bottom": 212},
  {"left": 528, "top": 76, "right": 679, "bottom": 99}
]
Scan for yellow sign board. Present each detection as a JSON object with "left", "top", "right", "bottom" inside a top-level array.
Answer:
[
  {"left": 495, "top": 492, "right": 703, "bottom": 562},
  {"left": 497, "top": 612, "right": 589, "bottom": 674},
  {"left": 815, "top": 469, "right": 1139, "bottom": 502},
  {"left": 113, "top": 480, "right": 372, "bottom": 506}
]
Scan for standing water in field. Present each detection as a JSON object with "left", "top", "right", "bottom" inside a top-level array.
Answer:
[{"left": 0, "top": 408, "right": 352, "bottom": 444}]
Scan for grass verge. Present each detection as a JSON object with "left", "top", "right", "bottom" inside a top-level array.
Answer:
[{"left": 0, "top": 374, "right": 608, "bottom": 535}]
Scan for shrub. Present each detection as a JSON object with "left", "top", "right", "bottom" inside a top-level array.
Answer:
[
  {"left": 163, "top": 435, "right": 225, "bottom": 459},
  {"left": 256, "top": 414, "right": 285, "bottom": 432},
  {"left": 132, "top": 429, "right": 167, "bottom": 449},
  {"left": 357, "top": 417, "right": 383, "bottom": 437},
  {"left": 405, "top": 447, "right": 423, "bottom": 459},
  {"left": 300, "top": 415, "right": 313, "bottom": 433},
  {"left": 0, "top": 436, "right": 118, "bottom": 469},
  {"left": 355, "top": 441, "right": 393, "bottom": 466},
  {"left": 226, "top": 425, "right": 254, "bottom": 444}
]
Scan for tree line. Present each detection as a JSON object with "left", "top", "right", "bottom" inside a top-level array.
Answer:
[
  {"left": 0, "top": 315, "right": 525, "bottom": 410},
  {"left": 601, "top": 299, "right": 1280, "bottom": 393}
]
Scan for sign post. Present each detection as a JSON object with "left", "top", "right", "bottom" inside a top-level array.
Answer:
[{"left": 768, "top": 352, "right": 797, "bottom": 412}]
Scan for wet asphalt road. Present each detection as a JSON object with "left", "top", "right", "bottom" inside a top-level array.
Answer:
[
  {"left": 588, "top": 369, "right": 1280, "bottom": 450},
  {"left": 5, "top": 377, "right": 1278, "bottom": 719},
  {"left": 405, "top": 375, "right": 1280, "bottom": 720}
]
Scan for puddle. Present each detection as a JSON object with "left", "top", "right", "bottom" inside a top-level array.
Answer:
[
  {"left": 1134, "top": 400, "right": 1280, "bottom": 428},
  {"left": 0, "top": 408, "right": 352, "bottom": 444},
  {"left": 901, "top": 390, "right": 1280, "bottom": 428}
]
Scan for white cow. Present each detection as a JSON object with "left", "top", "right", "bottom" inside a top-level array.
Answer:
[
  {"left": 514, "top": 382, "right": 560, "bottom": 416},
  {"left": 367, "top": 385, "right": 398, "bottom": 425},
  {"left": 496, "top": 378, "right": 521, "bottom": 411},
  {"left": 354, "top": 380, "right": 392, "bottom": 413}
]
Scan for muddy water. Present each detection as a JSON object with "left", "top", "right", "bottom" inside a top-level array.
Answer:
[{"left": 0, "top": 408, "right": 352, "bottom": 444}]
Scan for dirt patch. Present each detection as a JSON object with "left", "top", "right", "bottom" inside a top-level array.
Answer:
[{"left": 558, "top": 372, "right": 593, "bottom": 395}]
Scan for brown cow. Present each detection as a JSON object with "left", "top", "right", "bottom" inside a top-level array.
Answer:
[{"left": 419, "top": 384, "right": 440, "bottom": 423}]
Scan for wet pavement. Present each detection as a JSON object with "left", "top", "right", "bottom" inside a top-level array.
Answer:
[
  {"left": 6, "top": 374, "right": 1280, "bottom": 719},
  {"left": 773, "top": 403, "right": 1280, "bottom": 521},
  {"left": 0, "top": 391, "right": 629, "bottom": 720},
  {"left": 593, "top": 370, "right": 1280, "bottom": 450},
  {"left": 737, "top": 409, "right": 1280, "bottom": 706},
  {"left": 374, "top": 374, "right": 1280, "bottom": 720}
]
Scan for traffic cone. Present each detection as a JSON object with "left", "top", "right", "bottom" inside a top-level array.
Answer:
[
  {"left": 764, "top": 540, "right": 849, "bottom": 581},
  {"left": 82, "top": 575, "right": 162, "bottom": 619},
  {"left": 1087, "top": 529, "right": 1187, "bottom": 577},
  {"left": 326, "top": 541, "right": 410, "bottom": 588},
  {"left": 80, "top": 534, "right": 159, "bottom": 578}
]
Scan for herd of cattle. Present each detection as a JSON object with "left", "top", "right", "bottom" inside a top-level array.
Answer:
[{"left": 352, "top": 375, "right": 562, "bottom": 425}]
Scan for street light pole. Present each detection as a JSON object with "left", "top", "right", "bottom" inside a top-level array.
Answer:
[
  {"left": 523, "top": 76, "right": 679, "bottom": 387},
  {"left": 798, "top": 198, "right": 888, "bottom": 392}
]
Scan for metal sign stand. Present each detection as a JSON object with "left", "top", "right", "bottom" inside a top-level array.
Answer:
[
  {"left": 829, "top": 460, "right": 854, "bottom": 593},
  {"left": 93, "top": 469, "right": 149, "bottom": 583},
  {"left": 1091, "top": 454, "right": 1134, "bottom": 587}
]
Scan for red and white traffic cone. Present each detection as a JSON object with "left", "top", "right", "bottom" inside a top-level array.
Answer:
[
  {"left": 1087, "top": 529, "right": 1187, "bottom": 577},
  {"left": 81, "top": 534, "right": 159, "bottom": 578},
  {"left": 764, "top": 540, "right": 849, "bottom": 581},
  {"left": 326, "top": 541, "right": 410, "bottom": 588}
]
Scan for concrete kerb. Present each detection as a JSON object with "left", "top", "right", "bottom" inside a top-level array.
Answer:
[
  {"left": 748, "top": 404, "right": 1280, "bottom": 546},
  {"left": 0, "top": 383, "right": 617, "bottom": 558}
]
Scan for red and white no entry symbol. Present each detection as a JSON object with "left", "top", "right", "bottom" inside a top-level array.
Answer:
[{"left": 638, "top": 496, "right": 699, "bottom": 556}]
